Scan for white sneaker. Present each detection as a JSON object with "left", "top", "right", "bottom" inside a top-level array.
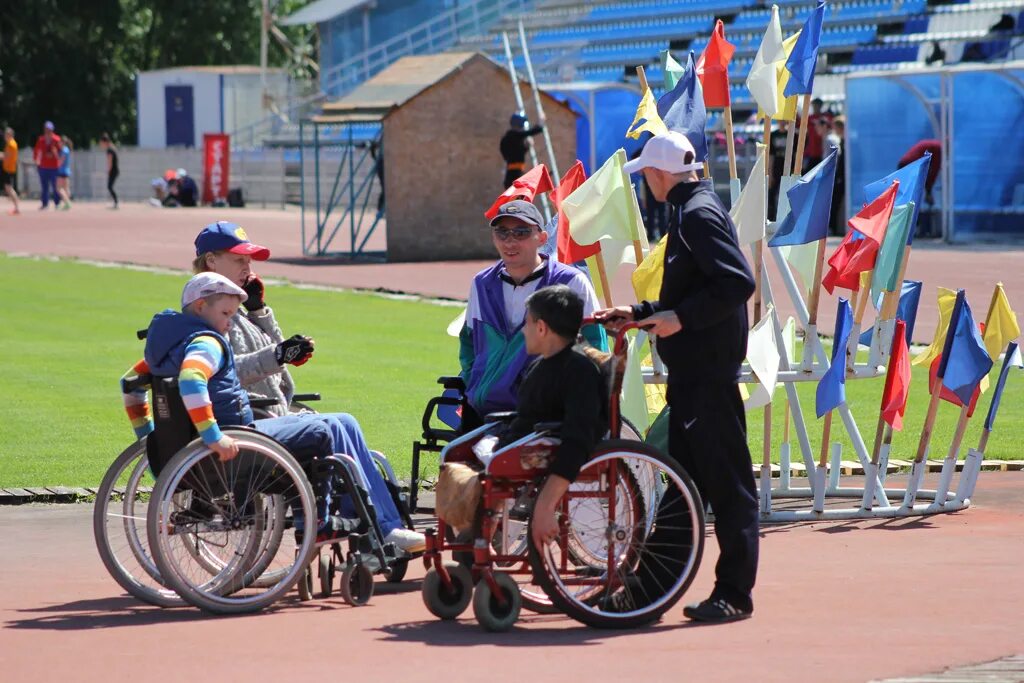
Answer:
[{"left": 384, "top": 527, "right": 426, "bottom": 554}]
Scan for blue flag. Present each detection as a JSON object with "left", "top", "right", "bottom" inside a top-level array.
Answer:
[
  {"left": 783, "top": 0, "right": 827, "bottom": 97},
  {"left": 863, "top": 152, "right": 932, "bottom": 245},
  {"left": 940, "top": 291, "right": 993, "bottom": 405},
  {"left": 984, "top": 342, "right": 1023, "bottom": 431},
  {"left": 816, "top": 297, "right": 853, "bottom": 417},
  {"left": 657, "top": 51, "right": 708, "bottom": 162},
  {"left": 768, "top": 149, "right": 838, "bottom": 247},
  {"left": 859, "top": 279, "right": 922, "bottom": 347}
]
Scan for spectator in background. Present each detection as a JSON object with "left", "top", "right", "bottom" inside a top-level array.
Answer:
[
  {"left": 803, "top": 98, "right": 832, "bottom": 171},
  {"left": 500, "top": 111, "right": 545, "bottom": 188},
  {"left": 899, "top": 139, "right": 942, "bottom": 238},
  {"left": 33, "top": 121, "right": 62, "bottom": 210},
  {"left": 56, "top": 136, "right": 73, "bottom": 211},
  {"left": 767, "top": 120, "right": 790, "bottom": 221},
  {"left": 150, "top": 168, "right": 175, "bottom": 207},
  {"left": 1, "top": 127, "right": 21, "bottom": 215},
  {"left": 369, "top": 138, "right": 385, "bottom": 217},
  {"left": 176, "top": 168, "right": 199, "bottom": 207},
  {"left": 100, "top": 133, "right": 119, "bottom": 209}
]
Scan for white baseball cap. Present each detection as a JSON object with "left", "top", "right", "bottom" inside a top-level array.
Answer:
[
  {"left": 623, "top": 131, "right": 703, "bottom": 175},
  {"left": 181, "top": 272, "right": 248, "bottom": 308}
]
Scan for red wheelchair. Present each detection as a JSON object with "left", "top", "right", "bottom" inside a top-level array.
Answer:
[{"left": 420, "top": 322, "right": 706, "bottom": 631}]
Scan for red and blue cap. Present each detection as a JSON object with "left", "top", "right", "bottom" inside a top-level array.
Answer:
[{"left": 194, "top": 221, "right": 270, "bottom": 260}]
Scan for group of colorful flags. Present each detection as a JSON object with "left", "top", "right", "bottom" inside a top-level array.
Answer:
[{"left": 481, "top": 0, "right": 1022, "bottom": 446}]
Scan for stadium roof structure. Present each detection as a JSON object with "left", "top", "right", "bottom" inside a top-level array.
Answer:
[
  {"left": 281, "top": 0, "right": 373, "bottom": 26},
  {"left": 320, "top": 51, "right": 571, "bottom": 121}
]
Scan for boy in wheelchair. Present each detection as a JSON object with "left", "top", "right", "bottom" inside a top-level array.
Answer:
[
  {"left": 121, "top": 271, "right": 414, "bottom": 546},
  {"left": 438, "top": 285, "right": 607, "bottom": 548}
]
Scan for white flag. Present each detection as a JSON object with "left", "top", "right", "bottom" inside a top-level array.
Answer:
[
  {"left": 744, "top": 304, "right": 781, "bottom": 410},
  {"left": 730, "top": 143, "right": 767, "bottom": 246},
  {"left": 746, "top": 5, "right": 786, "bottom": 119}
]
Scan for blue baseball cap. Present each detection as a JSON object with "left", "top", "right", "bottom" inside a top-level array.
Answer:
[{"left": 194, "top": 221, "right": 270, "bottom": 260}]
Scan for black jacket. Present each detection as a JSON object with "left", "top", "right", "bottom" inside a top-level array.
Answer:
[{"left": 632, "top": 180, "right": 755, "bottom": 384}]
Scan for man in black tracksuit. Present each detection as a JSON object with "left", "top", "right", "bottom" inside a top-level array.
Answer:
[{"left": 598, "top": 131, "right": 758, "bottom": 623}]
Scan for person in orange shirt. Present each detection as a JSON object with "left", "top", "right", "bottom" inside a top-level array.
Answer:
[
  {"left": 1, "top": 128, "right": 20, "bottom": 215},
  {"left": 33, "top": 121, "right": 62, "bottom": 209}
]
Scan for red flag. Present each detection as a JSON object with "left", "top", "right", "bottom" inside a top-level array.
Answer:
[
  {"left": 881, "top": 320, "right": 911, "bottom": 430},
  {"left": 484, "top": 164, "right": 553, "bottom": 220},
  {"left": 696, "top": 20, "right": 736, "bottom": 109},
  {"left": 553, "top": 161, "right": 601, "bottom": 264},
  {"left": 822, "top": 181, "right": 898, "bottom": 293},
  {"left": 926, "top": 320, "right": 985, "bottom": 417}
]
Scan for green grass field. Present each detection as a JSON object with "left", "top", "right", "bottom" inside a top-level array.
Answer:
[{"left": 0, "top": 253, "right": 1020, "bottom": 488}]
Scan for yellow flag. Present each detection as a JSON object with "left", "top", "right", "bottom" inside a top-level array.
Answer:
[
  {"left": 756, "top": 31, "right": 801, "bottom": 122},
  {"left": 626, "top": 89, "right": 668, "bottom": 140},
  {"left": 980, "top": 283, "right": 1021, "bottom": 392},
  {"left": 912, "top": 287, "right": 957, "bottom": 367},
  {"left": 631, "top": 234, "right": 667, "bottom": 303}
]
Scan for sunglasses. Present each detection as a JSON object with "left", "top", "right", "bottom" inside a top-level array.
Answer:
[{"left": 492, "top": 226, "right": 537, "bottom": 242}]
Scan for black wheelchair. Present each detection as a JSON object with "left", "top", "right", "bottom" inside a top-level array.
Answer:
[{"left": 93, "top": 330, "right": 414, "bottom": 613}]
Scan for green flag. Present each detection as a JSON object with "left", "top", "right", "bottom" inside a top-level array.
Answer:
[
  {"left": 661, "top": 49, "right": 686, "bottom": 91},
  {"left": 869, "top": 201, "right": 915, "bottom": 308}
]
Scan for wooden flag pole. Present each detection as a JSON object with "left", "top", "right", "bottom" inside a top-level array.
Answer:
[
  {"left": 792, "top": 94, "right": 813, "bottom": 176},
  {"left": 752, "top": 118, "right": 771, "bottom": 323},
  {"left": 783, "top": 121, "right": 798, "bottom": 178},
  {"left": 724, "top": 107, "right": 738, "bottom": 180},
  {"left": 636, "top": 65, "right": 650, "bottom": 93},
  {"left": 914, "top": 389, "right": 942, "bottom": 465},
  {"left": 594, "top": 251, "right": 614, "bottom": 309},
  {"left": 933, "top": 403, "right": 971, "bottom": 505}
]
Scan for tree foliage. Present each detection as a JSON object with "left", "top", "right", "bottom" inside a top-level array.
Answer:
[{"left": 0, "top": 0, "right": 315, "bottom": 150}]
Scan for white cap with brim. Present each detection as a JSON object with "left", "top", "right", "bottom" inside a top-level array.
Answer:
[
  {"left": 181, "top": 272, "right": 248, "bottom": 309},
  {"left": 622, "top": 131, "right": 704, "bottom": 175}
]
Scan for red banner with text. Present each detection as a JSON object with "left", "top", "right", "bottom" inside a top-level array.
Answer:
[{"left": 202, "top": 133, "right": 230, "bottom": 204}]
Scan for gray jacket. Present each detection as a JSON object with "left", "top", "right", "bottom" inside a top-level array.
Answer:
[{"left": 229, "top": 306, "right": 294, "bottom": 417}]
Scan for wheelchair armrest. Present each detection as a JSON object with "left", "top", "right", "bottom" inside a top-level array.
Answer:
[
  {"left": 137, "top": 328, "right": 148, "bottom": 340},
  {"left": 122, "top": 372, "right": 152, "bottom": 393},
  {"left": 534, "top": 421, "right": 562, "bottom": 434},
  {"left": 421, "top": 395, "right": 462, "bottom": 440},
  {"left": 292, "top": 393, "right": 321, "bottom": 402},
  {"left": 250, "top": 398, "right": 279, "bottom": 409},
  {"left": 437, "top": 375, "right": 466, "bottom": 392},
  {"left": 484, "top": 411, "right": 518, "bottom": 424}
]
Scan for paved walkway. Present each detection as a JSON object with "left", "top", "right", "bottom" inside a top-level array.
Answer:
[
  {"left": 1, "top": 203, "right": 1022, "bottom": 343},
  {"left": 1, "top": 471, "right": 1022, "bottom": 682}
]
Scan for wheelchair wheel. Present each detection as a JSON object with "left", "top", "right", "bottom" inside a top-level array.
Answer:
[
  {"left": 93, "top": 439, "right": 183, "bottom": 608},
  {"left": 383, "top": 557, "right": 408, "bottom": 583},
  {"left": 148, "top": 431, "right": 318, "bottom": 614},
  {"left": 528, "top": 440, "right": 705, "bottom": 629},
  {"left": 319, "top": 550, "right": 336, "bottom": 598},
  {"left": 473, "top": 572, "right": 521, "bottom": 632},
  {"left": 339, "top": 562, "right": 374, "bottom": 606},
  {"left": 422, "top": 562, "right": 473, "bottom": 620}
]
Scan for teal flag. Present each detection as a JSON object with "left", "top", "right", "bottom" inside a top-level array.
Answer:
[
  {"left": 869, "top": 201, "right": 915, "bottom": 308},
  {"left": 661, "top": 50, "right": 685, "bottom": 91}
]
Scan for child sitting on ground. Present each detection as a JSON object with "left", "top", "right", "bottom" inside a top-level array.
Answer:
[{"left": 120, "top": 272, "right": 351, "bottom": 536}]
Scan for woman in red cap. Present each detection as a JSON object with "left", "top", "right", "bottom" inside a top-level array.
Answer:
[{"left": 191, "top": 221, "right": 425, "bottom": 552}]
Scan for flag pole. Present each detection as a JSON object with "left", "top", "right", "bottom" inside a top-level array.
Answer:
[
  {"left": 848, "top": 279, "right": 871, "bottom": 371},
  {"left": 863, "top": 323, "right": 904, "bottom": 508},
  {"left": 784, "top": 121, "right": 797, "bottom": 177},
  {"left": 792, "top": 94, "right": 813, "bottom": 176},
  {"left": 933, "top": 404, "right": 970, "bottom": 507},
  {"left": 724, "top": 108, "right": 738, "bottom": 180},
  {"left": 517, "top": 19, "right": 560, "bottom": 183},
  {"left": 501, "top": 31, "right": 552, "bottom": 223},
  {"left": 802, "top": 231, "right": 828, "bottom": 373},
  {"left": 631, "top": 65, "right": 654, "bottom": 266},
  {"left": 871, "top": 248, "right": 913, "bottom": 367},
  {"left": 814, "top": 409, "right": 832, "bottom": 512},
  {"left": 753, "top": 118, "right": 770, "bottom": 323}
]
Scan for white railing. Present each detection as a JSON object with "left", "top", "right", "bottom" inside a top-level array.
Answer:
[{"left": 321, "top": 0, "right": 533, "bottom": 97}]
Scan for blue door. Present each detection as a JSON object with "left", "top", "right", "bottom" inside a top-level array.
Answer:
[{"left": 165, "top": 85, "right": 195, "bottom": 147}]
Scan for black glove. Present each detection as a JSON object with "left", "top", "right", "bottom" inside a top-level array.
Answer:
[
  {"left": 275, "top": 335, "right": 314, "bottom": 366},
  {"left": 242, "top": 276, "right": 266, "bottom": 312}
]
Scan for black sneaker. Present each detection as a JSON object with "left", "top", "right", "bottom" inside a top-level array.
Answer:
[{"left": 683, "top": 598, "right": 752, "bottom": 623}]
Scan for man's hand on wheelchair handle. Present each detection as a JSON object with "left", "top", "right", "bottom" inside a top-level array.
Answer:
[
  {"left": 211, "top": 435, "right": 239, "bottom": 462},
  {"left": 275, "top": 334, "right": 315, "bottom": 366},
  {"left": 593, "top": 306, "right": 634, "bottom": 333},
  {"left": 531, "top": 474, "right": 571, "bottom": 549}
]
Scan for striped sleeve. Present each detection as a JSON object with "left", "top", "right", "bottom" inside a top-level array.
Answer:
[
  {"left": 121, "top": 359, "right": 154, "bottom": 440},
  {"left": 178, "top": 335, "right": 226, "bottom": 444}
]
